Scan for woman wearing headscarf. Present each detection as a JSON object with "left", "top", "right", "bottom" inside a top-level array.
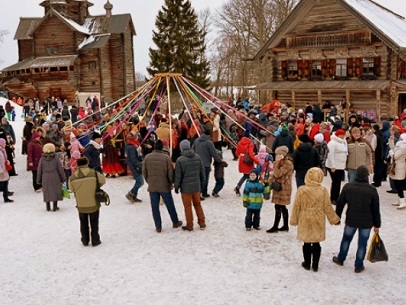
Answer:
[{"left": 37, "top": 143, "right": 65, "bottom": 211}]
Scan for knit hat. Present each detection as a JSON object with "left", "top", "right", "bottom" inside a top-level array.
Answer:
[
  {"left": 64, "top": 142, "right": 71, "bottom": 148},
  {"left": 0, "top": 138, "right": 6, "bottom": 146},
  {"left": 250, "top": 168, "right": 259, "bottom": 179},
  {"left": 92, "top": 132, "right": 102, "bottom": 140},
  {"left": 281, "top": 124, "right": 288, "bottom": 132},
  {"left": 335, "top": 129, "right": 346, "bottom": 136},
  {"left": 275, "top": 145, "right": 289, "bottom": 157},
  {"left": 179, "top": 139, "right": 191, "bottom": 151},
  {"left": 355, "top": 165, "right": 369, "bottom": 181},
  {"left": 43, "top": 143, "right": 55, "bottom": 153},
  {"left": 314, "top": 133, "right": 324, "bottom": 143}
]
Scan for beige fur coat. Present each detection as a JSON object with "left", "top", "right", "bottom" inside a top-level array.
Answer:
[{"left": 290, "top": 167, "right": 340, "bottom": 243}]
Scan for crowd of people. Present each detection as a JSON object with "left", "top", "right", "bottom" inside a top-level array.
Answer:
[{"left": 3, "top": 94, "right": 404, "bottom": 273}]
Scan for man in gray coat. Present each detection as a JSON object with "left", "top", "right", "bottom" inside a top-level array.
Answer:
[
  {"left": 174, "top": 139, "right": 206, "bottom": 231},
  {"left": 192, "top": 127, "right": 222, "bottom": 199},
  {"left": 142, "top": 139, "right": 183, "bottom": 233}
]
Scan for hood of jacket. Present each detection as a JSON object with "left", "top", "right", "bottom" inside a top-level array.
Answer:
[
  {"left": 304, "top": 167, "right": 324, "bottom": 186},
  {"left": 382, "top": 121, "right": 390, "bottom": 131},
  {"left": 197, "top": 134, "right": 211, "bottom": 142},
  {"left": 182, "top": 149, "right": 196, "bottom": 158},
  {"left": 42, "top": 152, "right": 56, "bottom": 161}
]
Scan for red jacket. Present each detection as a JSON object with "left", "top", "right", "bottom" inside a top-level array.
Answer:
[{"left": 236, "top": 137, "right": 259, "bottom": 174}]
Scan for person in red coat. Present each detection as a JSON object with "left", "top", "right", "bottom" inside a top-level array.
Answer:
[{"left": 234, "top": 135, "right": 259, "bottom": 196}]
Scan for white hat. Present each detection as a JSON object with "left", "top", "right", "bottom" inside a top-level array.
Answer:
[{"left": 314, "top": 133, "right": 324, "bottom": 143}]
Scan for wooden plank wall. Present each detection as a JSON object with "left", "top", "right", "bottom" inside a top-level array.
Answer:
[
  {"left": 78, "top": 50, "right": 100, "bottom": 93},
  {"left": 34, "top": 16, "right": 76, "bottom": 57},
  {"left": 18, "top": 40, "right": 34, "bottom": 61},
  {"left": 100, "top": 44, "right": 112, "bottom": 101},
  {"left": 123, "top": 29, "right": 135, "bottom": 95},
  {"left": 109, "top": 34, "right": 124, "bottom": 100}
]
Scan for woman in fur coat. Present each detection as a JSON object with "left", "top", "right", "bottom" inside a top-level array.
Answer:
[
  {"left": 290, "top": 167, "right": 340, "bottom": 272},
  {"left": 266, "top": 145, "right": 294, "bottom": 233}
]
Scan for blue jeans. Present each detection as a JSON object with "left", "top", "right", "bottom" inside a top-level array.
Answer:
[
  {"left": 201, "top": 167, "right": 211, "bottom": 196},
  {"left": 212, "top": 177, "right": 224, "bottom": 194},
  {"left": 149, "top": 192, "right": 180, "bottom": 230},
  {"left": 337, "top": 225, "right": 371, "bottom": 269},
  {"left": 131, "top": 175, "right": 144, "bottom": 196},
  {"left": 237, "top": 173, "right": 250, "bottom": 188},
  {"left": 347, "top": 169, "right": 357, "bottom": 183}
]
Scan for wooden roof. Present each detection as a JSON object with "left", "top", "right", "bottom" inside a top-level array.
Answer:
[
  {"left": 254, "top": 0, "right": 406, "bottom": 61},
  {"left": 2, "top": 55, "right": 77, "bottom": 71},
  {"left": 255, "top": 80, "right": 391, "bottom": 90},
  {"left": 14, "top": 18, "right": 41, "bottom": 40}
]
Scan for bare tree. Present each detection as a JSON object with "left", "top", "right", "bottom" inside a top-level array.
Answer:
[
  {"left": 0, "top": 30, "right": 9, "bottom": 65},
  {"left": 212, "top": 0, "right": 298, "bottom": 97}
]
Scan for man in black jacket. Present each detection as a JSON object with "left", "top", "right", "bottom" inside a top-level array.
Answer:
[{"left": 333, "top": 165, "right": 381, "bottom": 273}]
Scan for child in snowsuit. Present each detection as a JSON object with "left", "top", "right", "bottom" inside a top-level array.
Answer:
[
  {"left": 243, "top": 168, "right": 266, "bottom": 230},
  {"left": 256, "top": 144, "right": 269, "bottom": 173}
]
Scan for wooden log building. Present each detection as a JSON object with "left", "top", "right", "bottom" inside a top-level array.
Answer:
[
  {"left": 0, "top": 0, "right": 136, "bottom": 103},
  {"left": 253, "top": 0, "right": 406, "bottom": 120}
]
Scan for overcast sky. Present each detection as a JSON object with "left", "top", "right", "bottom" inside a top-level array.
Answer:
[{"left": 0, "top": 0, "right": 405, "bottom": 76}]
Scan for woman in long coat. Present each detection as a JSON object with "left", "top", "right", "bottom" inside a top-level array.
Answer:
[
  {"left": 0, "top": 138, "right": 13, "bottom": 202},
  {"left": 290, "top": 167, "right": 340, "bottom": 272},
  {"left": 37, "top": 143, "right": 65, "bottom": 211},
  {"left": 266, "top": 145, "right": 294, "bottom": 233},
  {"left": 27, "top": 131, "right": 43, "bottom": 192}
]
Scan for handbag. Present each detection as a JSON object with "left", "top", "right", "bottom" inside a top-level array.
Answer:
[
  {"left": 5, "top": 160, "right": 12, "bottom": 171},
  {"left": 95, "top": 171, "right": 110, "bottom": 206},
  {"left": 61, "top": 184, "right": 71, "bottom": 199},
  {"left": 387, "top": 159, "right": 396, "bottom": 176},
  {"left": 243, "top": 151, "right": 253, "bottom": 165},
  {"left": 367, "top": 233, "right": 389, "bottom": 263},
  {"left": 271, "top": 181, "right": 282, "bottom": 191}
]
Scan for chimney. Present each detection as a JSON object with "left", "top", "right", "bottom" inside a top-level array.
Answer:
[{"left": 104, "top": 0, "right": 113, "bottom": 18}]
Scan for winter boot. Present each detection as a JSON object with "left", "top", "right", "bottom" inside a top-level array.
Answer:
[
  {"left": 279, "top": 208, "right": 289, "bottom": 231},
  {"left": 397, "top": 198, "right": 406, "bottom": 209},
  {"left": 234, "top": 186, "right": 241, "bottom": 196},
  {"left": 126, "top": 192, "right": 135, "bottom": 203},
  {"left": 302, "top": 244, "right": 312, "bottom": 270},
  {"left": 392, "top": 198, "right": 400, "bottom": 206},
  {"left": 266, "top": 208, "right": 281, "bottom": 233},
  {"left": 312, "top": 244, "right": 321, "bottom": 272},
  {"left": 46, "top": 202, "right": 51, "bottom": 212},
  {"left": 53, "top": 201, "right": 59, "bottom": 211}
]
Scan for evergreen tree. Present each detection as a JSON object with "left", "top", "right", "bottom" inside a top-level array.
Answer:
[{"left": 147, "top": 0, "right": 211, "bottom": 89}]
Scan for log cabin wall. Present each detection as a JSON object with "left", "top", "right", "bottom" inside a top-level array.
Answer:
[
  {"left": 100, "top": 43, "right": 112, "bottom": 101},
  {"left": 123, "top": 29, "right": 136, "bottom": 95},
  {"left": 79, "top": 50, "right": 100, "bottom": 94},
  {"left": 34, "top": 16, "right": 76, "bottom": 57},
  {"left": 36, "top": 80, "right": 76, "bottom": 101},
  {"left": 18, "top": 40, "right": 34, "bottom": 61},
  {"left": 109, "top": 34, "right": 125, "bottom": 100}
]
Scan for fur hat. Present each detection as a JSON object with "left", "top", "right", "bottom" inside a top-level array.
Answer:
[
  {"left": 355, "top": 165, "right": 369, "bottom": 181},
  {"left": 43, "top": 143, "right": 55, "bottom": 153},
  {"left": 275, "top": 145, "right": 289, "bottom": 157},
  {"left": 179, "top": 139, "right": 191, "bottom": 151},
  {"left": 314, "top": 133, "right": 324, "bottom": 143}
]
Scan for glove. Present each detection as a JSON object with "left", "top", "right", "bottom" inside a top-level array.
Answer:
[
  {"left": 175, "top": 188, "right": 179, "bottom": 194},
  {"left": 243, "top": 201, "right": 248, "bottom": 208}
]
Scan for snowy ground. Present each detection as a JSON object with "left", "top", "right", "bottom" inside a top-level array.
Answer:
[{"left": 0, "top": 97, "right": 405, "bottom": 305}]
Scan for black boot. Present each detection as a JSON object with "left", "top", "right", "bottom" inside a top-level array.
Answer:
[
  {"left": 279, "top": 208, "right": 289, "bottom": 231},
  {"left": 53, "top": 201, "right": 59, "bottom": 211},
  {"left": 312, "top": 244, "right": 321, "bottom": 272},
  {"left": 46, "top": 202, "right": 51, "bottom": 211},
  {"left": 266, "top": 207, "right": 281, "bottom": 233},
  {"left": 302, "top": 244, "right": 312, "bottom": 270}
]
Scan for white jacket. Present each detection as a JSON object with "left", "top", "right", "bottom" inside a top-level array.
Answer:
[{"left": 325, "top": 134, "right": 348, "bottom": 170}]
